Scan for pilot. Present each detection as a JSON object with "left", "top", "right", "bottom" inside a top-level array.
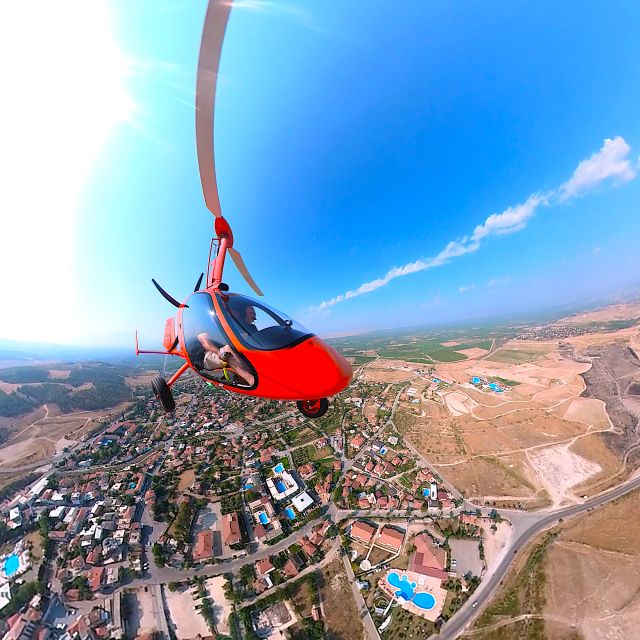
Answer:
[
  {"left": 229, "top": 301, "right": 258, "bottom": 337},
  {"left": 241, "top": 305, "right": 258, "bottom": 335},
  {"left": 197, "top": 333, "right": 255, "bottom": 387}
]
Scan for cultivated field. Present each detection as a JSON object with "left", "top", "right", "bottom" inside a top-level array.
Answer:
[{"left": 389, "top": 322, "right": 640, "bottom": 507}]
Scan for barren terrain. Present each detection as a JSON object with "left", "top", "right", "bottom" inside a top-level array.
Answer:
[
  {"left": 469, "top": 489, "right": 640, "bottom": 640},
  {"left": 320, "top": 560, "right": 365, "bottom": 639},
  {"left": 390, "top": 324, "right": 640, "bottom": 507}
]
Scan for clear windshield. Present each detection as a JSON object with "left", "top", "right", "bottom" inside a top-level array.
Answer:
[
  {"left": 217, "top": 293, "right": 312, "bottom": 351},
  {"left": 182, "top": 292, "right": 257, "bottom": 387}
]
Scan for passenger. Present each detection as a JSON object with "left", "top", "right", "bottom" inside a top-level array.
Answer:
[{"left": 197, "top": 333, "right": 255, "bottom": 387}]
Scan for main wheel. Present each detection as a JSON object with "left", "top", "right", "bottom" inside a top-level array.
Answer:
[
  {"left": 151, "top": 376, "right": 176, "bottom": 413},
  {"left": 296, "top": 398, "right": 329, "bottom": 419}
]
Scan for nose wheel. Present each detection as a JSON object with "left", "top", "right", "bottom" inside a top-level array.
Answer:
[
  {"left": 151, "top": 376, "right": 176, "bottom": 413},
  {"left": 296, "top": 398, "right": 329, "bottom": 418}
]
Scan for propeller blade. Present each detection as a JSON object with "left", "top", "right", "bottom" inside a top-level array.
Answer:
[
  {"left": 229, "top": 247, "right": 264, "bottom": 296},
  {"left": 195, "top": 0, "right": 232, "bottom": 218},
  {"left": 169, "top": 336, "right": 180, "bottom": 352},
  {"left": 194, "top": 273, "right": 204, "bottom": 292},
  {"left": 152, "top": 279, "right": 183, "bottom": 309}
]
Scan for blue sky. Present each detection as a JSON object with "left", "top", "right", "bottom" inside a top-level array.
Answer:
[{"left": 2, "top": 1, "right": 640, "bottom": 347}]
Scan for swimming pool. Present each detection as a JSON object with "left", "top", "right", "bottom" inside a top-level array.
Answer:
[
  {"left": 285, "top": 507, "right": 296, "bottom": 519},
  {"left": 422, "top": 488, "right": 430, "bottom": 498},
  {"left": 4, "top": 554, "right": 19, "bottom": 578},
  {"left": 274, "top": 463, "right": 285, "bottom": 473},
  {"left": 471, "top": 376, "right": 481, "bottom": 385},
  {"left": 258, "top": 512, "right": 269, "bottom": 525},
  {"left": 379, "top": 446, "right": 388, "bottom": 456},
  {"left": 276, "top": 481, "right": 286, "bottom": 493},
  {"left": 388, "top": 572, "right": 415, "bottom": 600},
  {"left": 413, "top": 592, "right": 436, "bottom": 609},
  {"left": 488, "top": 382, "right": 503, "bottom": 392},
  {"left": 387, "top": 572, "right": 436, "bottom": 610},
  {"left": 128, "top": 482, "right": 136, "bottom": 489}
]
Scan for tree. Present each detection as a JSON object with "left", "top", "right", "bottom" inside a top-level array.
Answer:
[
  {"left": 168, "top": 582, "right": 178, "bottom": 592},
  {"left": 38, "top": 512, "right": 50, "bottom": 539}
]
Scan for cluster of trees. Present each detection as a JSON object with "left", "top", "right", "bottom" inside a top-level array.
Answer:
[
  {"left": 173, "top": 499, "right": 201, "bottom": 543},
  {"left": 62, "top": 576, "right": 92, "bottom": 599},
  {"left": 0, "top": 362, "right": 135, "bottom": 417},
  {"left": 0, "top": 581, "right": 40, "bottom": 620},
  {"left": 0, "top": 389, "right": 37, "bottom": 417}
]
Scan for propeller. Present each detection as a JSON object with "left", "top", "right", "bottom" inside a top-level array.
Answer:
[
  {"left": 194, "top": 273, "right": 204, "bottom": 292},
  {"left": 152, "top": 279, "right": 183, "bottom": 309},
  {"left": 195, "top": 0, "right": 264, "bottom": 296},
  {"left": 229, "top": 247, "right": 264, "bottom": 296}
]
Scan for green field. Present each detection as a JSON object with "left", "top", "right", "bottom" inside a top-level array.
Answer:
[{"left": 486, "top": 349, "right": 546, "bottom": 365}]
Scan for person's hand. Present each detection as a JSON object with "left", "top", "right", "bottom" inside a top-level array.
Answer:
[{"left": 219, "top": 346, "right": 232, "bottom": 361}]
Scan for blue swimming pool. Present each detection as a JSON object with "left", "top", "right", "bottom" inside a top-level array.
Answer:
[
  {"left": 488, "top": 383, "right": 503, "bottom": 392},
  {"left": 285, "top": 507, "right": 296, "bottom": 519},
  {"left": 422, "top": 488, "right": 430, "bottom": 498},
  {"left": 388, "top": 572, "right": 416, "bottom": 600},
  {"left": 379, "top": 446, "right": 388, "bottom": 456},
  {"left": 276, "top": 481, "right": 286, "bottom": 493},
  {"left": 4, "top": 554, "right": 19, "bottom": 578},
  {"left": 413, "top": 592, "right": 436, "bottom": 610},
  {"left": 258, "top": 512, "right": 269, "bottom": 525},
  {"left": 387, "top": 572, "right": 436, "bottom": 610},
  {"left": 274, "top": 463, "right": 284, "bottom": 473},
  {"left": 129, "top": 482, "right": 136, "bottom": 489},
  {"left": 472, "top": 376, "right": 481, "bottom": 385}
]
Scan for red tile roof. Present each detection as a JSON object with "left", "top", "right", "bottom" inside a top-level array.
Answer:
[
  {"left": 350, "top": 520, "right": 376, "bottom": 544},
  {"left": 377, "top": 525, "right": 404, "bottom": 552},
  {"left": 193, "top": 530, "right": 213, "bottom": 562}
]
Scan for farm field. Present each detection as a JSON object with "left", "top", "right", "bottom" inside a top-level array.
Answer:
[{"left": 390, "top": 326, "right": 640, "bottom": 507}]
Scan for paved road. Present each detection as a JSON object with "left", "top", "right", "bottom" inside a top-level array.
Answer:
[
  {"left": 342, "top": 553, "right": 381, "bottom": 640},
  {"left": 437, "top": 473, "right": 640, "bottom": 639}
]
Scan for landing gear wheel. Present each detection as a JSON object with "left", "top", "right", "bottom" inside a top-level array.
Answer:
[
  {"left": 151, "top": 376, "right": 175, "bottom": 413},
  {"left": 296, "top": 398, "right": 329, "bottom": 419}
]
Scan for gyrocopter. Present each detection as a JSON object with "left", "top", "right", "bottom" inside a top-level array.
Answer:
[{"left": 136, "top": 0, "right": 352, "bottom": 418}]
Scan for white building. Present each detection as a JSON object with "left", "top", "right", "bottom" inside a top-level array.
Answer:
[
  {"left": 266, "top": 471, "right": 298, "bottom": 501},
  {"left": 291, "top": 492, "right": 315, "bottom": 513}
]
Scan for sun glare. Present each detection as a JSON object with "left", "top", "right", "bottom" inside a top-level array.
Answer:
[{"left": 0, "top": 1, "right": 136, "bottom": 344}]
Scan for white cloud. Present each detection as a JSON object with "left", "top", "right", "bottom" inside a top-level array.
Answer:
[
  {"left": 558, "top": 136, "right": 636, "bottom": 201},
  {"left": 593, "top": 246, "right": 602, "bottom": 256},
  {"left": 308, "top": 136, "right": 636, "bottom": 314},
  {"left": 458, "top": 285, "right": 475, "bottom": 293},
  {"left": 471, "top": 194, "right": 546, "bottom": 242}
]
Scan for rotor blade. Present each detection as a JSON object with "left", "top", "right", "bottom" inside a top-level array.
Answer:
[
  {"left": 194, "top": 273, "right": 204, "bottom": 292},
  {"left": 195, "top": 0, "right": 232, "bottom": 218},
  {"left": 152, "top": 279, "right": 183, "bottom": 309},
  {"left": 228, "top": 247, "right": 264, "bottom": 296}
]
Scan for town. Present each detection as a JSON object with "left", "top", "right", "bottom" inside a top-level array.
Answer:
[{"left": 0, "top": 374, "right": 497, "bottom": 640}]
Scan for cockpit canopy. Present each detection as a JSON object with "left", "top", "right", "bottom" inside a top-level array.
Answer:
[{"left": 217, "top": 293, "right": 312, "bottom": 350}]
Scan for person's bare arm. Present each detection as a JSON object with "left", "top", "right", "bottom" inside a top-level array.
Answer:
[{"left": 198, "top": 333, "right": 219, "bottom": 353}]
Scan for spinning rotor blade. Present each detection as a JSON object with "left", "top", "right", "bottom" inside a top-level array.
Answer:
[
  {"left": 196, "top": 1, "right": 266, "bottom": 297},
  {"left": 229, "top": 247, "right": 264, "bottom": 297},
  {"left": 195, "top": 0, "right": 232, "bottom": 218},
  {"left": 152, "top": 279, "right": 183, "bottom": 309},
  {"left": 194, "top": 273, "right": 204, "bottom": 292}
]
